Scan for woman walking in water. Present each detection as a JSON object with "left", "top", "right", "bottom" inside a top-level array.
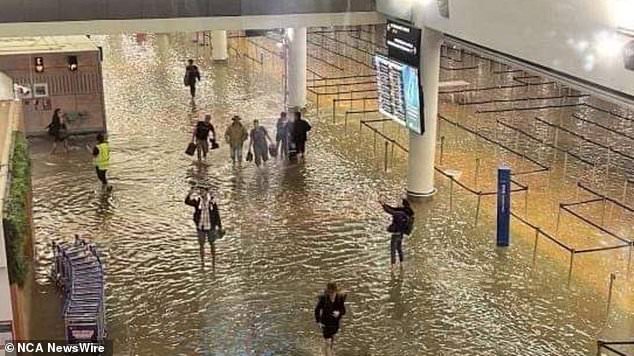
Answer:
[
  {"left": 47, "top": 108, "right": 69, "bottom": 155},
  {"left": 314, "top": 282, "right": 346, "bottom": 356}
]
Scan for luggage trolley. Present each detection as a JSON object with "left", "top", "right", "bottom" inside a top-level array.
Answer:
[{"left": 52, "top": 235, "right": 107, "bottom": 346}]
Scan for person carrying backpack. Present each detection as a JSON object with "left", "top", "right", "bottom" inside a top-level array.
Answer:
[{"left": 379, "top": 198, "right": 414, "bottom": 270}]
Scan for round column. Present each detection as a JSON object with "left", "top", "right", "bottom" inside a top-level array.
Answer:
[
  {"left": 287, "top": 27, "right": 307, "bottom": 110},
  {"left": 407, "top": 28, "right": 443, "bottom": 198},
  {"left": 211, "top": 30, "right": 228, "bottom": 61}
]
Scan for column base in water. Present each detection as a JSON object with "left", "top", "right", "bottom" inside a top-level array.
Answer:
[{"left": 406, "top": 188, "right": 437, "bottom": 199}]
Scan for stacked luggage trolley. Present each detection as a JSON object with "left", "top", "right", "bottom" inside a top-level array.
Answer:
[{"left": 51, "top": 235, "right": 107, "bottom": 346}]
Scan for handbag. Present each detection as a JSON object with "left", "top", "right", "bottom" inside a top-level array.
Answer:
[
  {"left": 246, "top": 151, "right": 253, "bottom": 162},
  {"left": 185, "top": 142, "right": 197, "bottom": 156},
  {"left": 210, "top": 140, "right": 219, "bottom": 150},
  {"left": 268, "top": 143, "right": 277, "bottom": 157}
]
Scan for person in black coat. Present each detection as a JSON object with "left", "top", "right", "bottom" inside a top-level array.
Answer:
[
  {"left": 314, "top": 282, "right": 346, "bottom": 356},
  {"left": 184, "top": 59, "right": 201, "bottom": 99},
  {"left": 291, "top": 111, "right": 311, "bottom": 160},
  {"left": 379, "top": 198, "right": 414, "bottom": 270},
  {"left": 185, "top": 187, "right": 222, "bottom": 262},
  {"left": 47, "top": 108, "right": 69, "bottom": 155}
]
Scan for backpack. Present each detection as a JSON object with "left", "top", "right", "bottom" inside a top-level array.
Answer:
[
  {"left": 195, "top": 122, "right": 210, "bottom": 140},
  {"left": 389, "top": 211, "right": 414, "bottom": 235}
]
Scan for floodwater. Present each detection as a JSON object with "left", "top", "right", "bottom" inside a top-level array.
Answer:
[{"left": 27, "top": 31, "right": 633, "bottom": 355}]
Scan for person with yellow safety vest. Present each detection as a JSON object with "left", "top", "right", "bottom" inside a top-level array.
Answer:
[{"left": 89, "top": 133, "right": 111, "bottom": 189}]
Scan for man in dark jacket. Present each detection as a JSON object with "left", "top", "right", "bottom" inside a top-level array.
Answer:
[
  {"left": 192, "top": 114, "right": 216, "bottom": 163},
  {"left": 291, "top": 111, "right": 311, "bottom": 160},
  {"left": 380, "top": 198, "right": 414, "bottom": 270},
  {"left": 184, "top": 59, "right": 201, "bottom": 99},
  {"left": 185, "top": 187, "right": 223, "bottom": 262}
]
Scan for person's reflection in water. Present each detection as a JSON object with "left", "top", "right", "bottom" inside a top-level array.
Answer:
[
  {"left": 187, "top": 162, "right": 209, "bottom": 183},
  {"left": 388, "top": 269, "right": 405, "bottom": 321},
  {"left": 279, "top": 162, "right": 308, "bottom": 194}
]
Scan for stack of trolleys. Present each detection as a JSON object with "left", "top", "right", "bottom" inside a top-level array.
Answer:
[{"left": 51, "top": 235, "right": 107, "bottom": 346}]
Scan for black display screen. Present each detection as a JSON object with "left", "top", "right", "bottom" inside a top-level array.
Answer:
[
  {"left": 625, "top": 40, "right": 634, "bottom": 71},
  {"left": 386, "top": 19, "right": 422, "bottom": 68}
]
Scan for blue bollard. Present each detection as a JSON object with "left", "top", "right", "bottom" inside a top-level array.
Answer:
[{"left": 497, "top": 166, "right": 511, "bottom": 247}]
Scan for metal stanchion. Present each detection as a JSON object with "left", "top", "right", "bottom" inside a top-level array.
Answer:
[
  {"left": 373, "top": 130, "right": 377, "bottom": 155},
  {"left": 449, "top": 177, "right": 454, "bottom": 212},
  {"left": 349, "top": 89, "right": 353, "bottom": 109},
  {"left": 474, "top": 158, "right": 481, "bottom": 188},
  {"left": 606, "top": 272, "right": 616, "bottom": 316},
  {"left": 556, "top": 205, "right": 562, "bottom": 233},
  {"left": 332, "top": 100, "right": 336, "bottom": 123},
  {"left": 532, "top": 228, "right": 540, "bottom": 266},
  {"left": 316, "top": 94, "right": 320, "bottom": 118},
  {"left": 440, "top": 136, "right": 446, "bottom": 164},
  {"left": 390, "top": 142, "right": 395, "bottom": 168},
  {"left": 567, "top": 249, "right": 575, "bottom": 285},
  {"left": 627, "top": 242, "right": 634, "bottom": 279},
  {"left": 474, "top": 194, "right": 482, "bottom": 225},
  {"left": 362, "top": 99, "right": 366, "bottom": 120},
  {"left": 384, "top": 141, "right": 389, "bottom": 172}
]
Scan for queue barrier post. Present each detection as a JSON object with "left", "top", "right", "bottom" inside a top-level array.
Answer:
[
  {"left": 606, "top": 272, "right": 616, "bottom": 316},
  {"left": 627, "top": 241, "right": 634, "bottom": 279},
  {"left": 449, "top": 177, "right": 455, "bottom": 212},
  {"left": 384, "top": 140, "right": 389, "bottom": 172},
  {"left": 474, "top": 158, "right": 481, "bottom": 188},
  {"left": 532, "top": 228, "right": 540, "bottom": 267},
  {"left": 474, "top": 193, "right": 482, "bottom": 226},
  {"left": 440, "top": 136, "right": 446, "bottom": 164},
  {"left": 568, "top": 249, "right": 575, "bottom": 285}
]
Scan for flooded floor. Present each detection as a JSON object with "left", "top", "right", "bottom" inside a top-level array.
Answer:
[{"left": 27, "top": 31, "right": 634, "bottom": 355}]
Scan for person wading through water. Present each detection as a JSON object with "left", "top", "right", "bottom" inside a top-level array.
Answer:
[
  {"left": 192, "top": 114, "right": 216, "bottom": 164},
  {"left": 185, "top": 186, "right": 224, "bottom": 264},
  {"left": 87, "top": 133, "right": 112, "bottom": 191},
  {"left": 314, "top": 282, "right": 347, "bottom": 356},
  {"left": 47, "top": 108, "right": 69, "bottom": 155},
  {"left": 184, "top": 59, "right": 201, "bottom": 100},
  {"left": 379, "top": 198, "right": 415, "bottom": 271}
]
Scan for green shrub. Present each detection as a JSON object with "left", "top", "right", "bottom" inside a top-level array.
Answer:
[{"left": 3, "top": 132, "right": 31, "bottom": 287}]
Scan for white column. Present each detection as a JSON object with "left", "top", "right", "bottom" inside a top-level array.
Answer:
[
  {"left": 407, "top": 28, "right": 443, "bottom": 198},
  {"left": 211, "top": 30, "right": 228, "bottom": 61},
  {"left": 287, "top": 27, "right": 307, "bottom": 110}
]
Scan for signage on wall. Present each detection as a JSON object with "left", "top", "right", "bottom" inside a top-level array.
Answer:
[
  {"left": 374, "top": 54, "right": 424, "bottom": 134},
  {"left": 386, "top": 19, "right": 422, "bottom": 67}
]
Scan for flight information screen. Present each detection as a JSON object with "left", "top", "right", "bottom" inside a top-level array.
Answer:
[{"left": 374, "top": 54, "right": 422, "bottom": 134}]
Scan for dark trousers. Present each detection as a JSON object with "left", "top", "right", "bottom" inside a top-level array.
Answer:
[
  {"left": 190, "top": 84, "right": 196, "bottom": 98},
  {"left": 390, "top": 233, "right": 404, "bottom": 265},
  {"left": 296, "top": 139, "right": 306, "bottom": 154},
  {"left": 95, "top": 167, "right": 108, "bottom": 185}
]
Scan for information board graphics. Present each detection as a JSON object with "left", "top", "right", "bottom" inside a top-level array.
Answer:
[
  {"left": 374, "top": 55, "right": 424, "bottom": 135},
  {"left": 386, "top": 19, "right": 422, "bottom": 67}
]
